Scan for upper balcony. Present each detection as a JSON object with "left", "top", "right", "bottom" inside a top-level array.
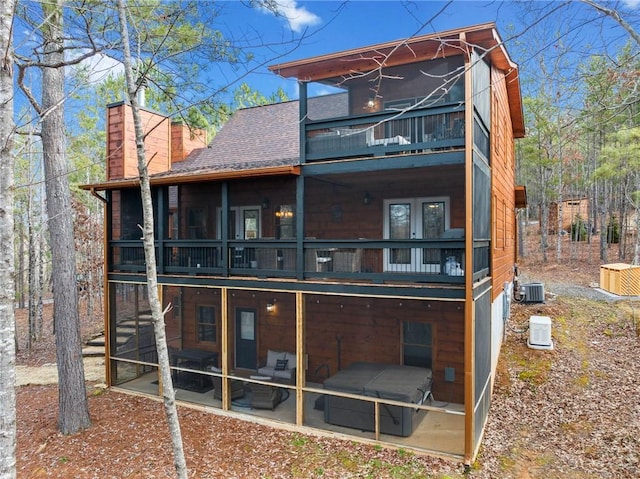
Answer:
[
  {"left": 305, "top": 103, "right": 465, "bottom": 162},
  {"left": 294, "top": 54, "right": 467, "bottom": 165}
]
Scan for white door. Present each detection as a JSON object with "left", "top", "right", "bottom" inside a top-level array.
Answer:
[{"left": 383, "top": 197, "right": 449, "bottom": 272}]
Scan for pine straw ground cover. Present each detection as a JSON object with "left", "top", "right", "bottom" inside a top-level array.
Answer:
[{"left": 16, "top": 262, "right": 640, "bottom": 477}]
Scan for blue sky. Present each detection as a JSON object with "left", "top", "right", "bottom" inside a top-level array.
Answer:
[
  {"left": 14, "top": 0, "right": 640, "bottom": 123},
  {"left": 204, "top": 0, "right": 639, "bottom": 101},
  {"left": 213, "top": 0, "right": 524, "bottom": 98}
]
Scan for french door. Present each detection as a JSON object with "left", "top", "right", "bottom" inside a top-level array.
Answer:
[{"left": 383, "top": 197, "right": 449, "bottom": 272}]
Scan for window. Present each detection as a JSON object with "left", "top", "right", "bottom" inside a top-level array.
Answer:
[
  {"left": 187, "top": 207, "right": 207, "bottom": 239},
  {"left": 383, "top": 197, "right": 450, "bottom": 272},
  {"left": 196, "top": 305, "right": 216, "bottom": 342},
  {"left": 276, "top": 204, "right": 296, "bottom": 239},
  {"left": 403, "top": 321, "right": 432, "bottom": 369}
]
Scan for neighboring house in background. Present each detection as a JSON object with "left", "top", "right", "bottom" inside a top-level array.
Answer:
[
  {"left": 83, "top": 22, "right": 526, "bottom": 465},
  {"left": 545, "top": 197, "right": 590, "bottom": 234}
]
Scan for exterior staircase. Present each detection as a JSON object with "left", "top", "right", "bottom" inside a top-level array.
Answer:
[{"left": 82, "top": 314, "right": 155, "bottom": 359}]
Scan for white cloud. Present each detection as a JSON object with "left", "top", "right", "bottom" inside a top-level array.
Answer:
[
  {"left": 623, "top": 0, "right": 639, "bottom": 7},
  {"left": 264, "top": 0, "right": 321, "bottom": 33},
  {"left": 70, "top": 52, "right": 124, "bottom": 85}
]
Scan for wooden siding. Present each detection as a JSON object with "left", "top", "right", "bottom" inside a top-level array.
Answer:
[
  {"left": 110, "top": 190, "right": 121, "bottom": 240},
  {"left": 159, "top": 286, "right": 465, "bottom": 403},
  {"left": 304, "top": 166, "right": 466, "bottom": 240},
  {"left": 171, "top": 123, "right": 207, "bottom": 164},
  {"left": 490, "top": 66, "right": 517, "bottom": 301},
  {"left": 304, "top": 295, "right": 465, "bottom": 403},
  {"left": 106, "top": 103, "right": 171, "bottom": 181}
]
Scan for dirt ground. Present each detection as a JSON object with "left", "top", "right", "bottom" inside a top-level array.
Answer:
[{"left": 14, "top": 233, "right": 640, "bottom": 478}]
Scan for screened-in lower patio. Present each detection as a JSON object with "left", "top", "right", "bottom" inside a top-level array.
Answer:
[{"left": 108, "top": 282, "right": 467, "bottom": 459}]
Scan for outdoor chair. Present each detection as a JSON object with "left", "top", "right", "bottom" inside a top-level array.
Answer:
[
  {"left": 212, "top": 373, "right": 245, "bottom": 401},
  {"left": 333, "top": 248, "right": 362, "bottom": 272},
  {"left": 250, "top": 383, "right": 283, "bottom": 410}
]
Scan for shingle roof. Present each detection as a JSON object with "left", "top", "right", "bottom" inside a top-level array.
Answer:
[
  {"left": 160, "top": 93, "right": 348, "bottom": 178},
  {"left": 81, "top": 94, "right": 348, "bottom": 190},
  {"left": 169, "top": 100, "right": 301, "bottom": 175}
]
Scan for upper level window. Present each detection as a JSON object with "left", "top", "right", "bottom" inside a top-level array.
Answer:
[
  {"left": 187, "top": 207, "right": 207, "bottom": 239},
  {"left": 275, "top": 205, "right": 296, "bottom": 239}
]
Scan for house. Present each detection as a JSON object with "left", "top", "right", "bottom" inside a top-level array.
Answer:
[
  {"left": 83, "top": 23, "right": 526, "bottom": 465},
  {"left": 545, "top": 197, "right": 590, "bottom": 234}
]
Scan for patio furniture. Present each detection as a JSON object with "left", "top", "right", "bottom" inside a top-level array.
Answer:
[
  {"left": 333, "top": 249, "right": 363, "bottom": 272},
  {"left": 323, "top": 362, "right": 432, "bottom": 437},
  {"left": 250, "top": 382, "right": 283, "bottom": 410},
  {"left": 212, "top": 372, "right": 245, "bottom": 401},
  {"left": 257, "top": 349, "right": 296, "bottom": 384},
  {"left": 170, "top": 348, "right": 218, "bottom": 391}
]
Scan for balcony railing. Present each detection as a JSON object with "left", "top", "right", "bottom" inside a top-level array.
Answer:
[
  {"left": 305, "top": 104, "right": 465, "bottom": 161},
  {"left": 109, "top": 238, "right": 489, "bottom": 285}
]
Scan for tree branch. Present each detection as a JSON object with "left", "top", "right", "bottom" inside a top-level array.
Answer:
[{"left": 580, "top": 0, "right": 640, "bottom": 46}]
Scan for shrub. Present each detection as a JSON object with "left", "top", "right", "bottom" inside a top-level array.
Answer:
[
  {"left": 570, "top": 215, "right": 587, "bottom": 241},
  {"left": 607, "top": 215, "right": 620, "bottom": 244}
]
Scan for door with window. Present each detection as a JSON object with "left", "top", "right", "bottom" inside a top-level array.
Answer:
[
  {"left": 235, "top": 309, "right": 257, "bottom": 370},
  {"left": 218, "top": 206, "right": 260, "bottom": 267},
  {"left": 383, "top": 197, "right": 449, "bottom": 272},
  {"left": 219, "top": 206, "right": 261, "bottom": 240}
]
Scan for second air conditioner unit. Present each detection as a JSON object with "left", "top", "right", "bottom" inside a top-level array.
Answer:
[{"left": 521, "top": 283, "right": 545, "bottom": 303}]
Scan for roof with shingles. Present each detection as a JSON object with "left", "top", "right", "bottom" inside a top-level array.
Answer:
[
  {"left": 168, "top": 100, "right": 300, "bottom": 175},
  {"left": 152, "top": 93, "right": 348, "bottom": 178}
]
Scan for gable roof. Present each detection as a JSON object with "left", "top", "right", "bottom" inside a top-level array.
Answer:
[{"left": 270, "top": 22, "right": 524, "bottom": 138}]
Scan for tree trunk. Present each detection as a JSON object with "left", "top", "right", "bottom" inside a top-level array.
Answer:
[
  {"left": 0, "top": 0, "right": 17, "bottom": 476},
  {"left": 41, "top": 0, "right": 91, "bottom": 434},
  {"left": 116, "top": 1, "right": 188, "bottom": 477}
]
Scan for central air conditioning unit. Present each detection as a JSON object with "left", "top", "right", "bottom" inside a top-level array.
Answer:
[
  {"left": 521, "top": 283, "right": 545, "bottom": 303},
  {"left": 528, "top": 315, "right": 553, "bottom": 350}
]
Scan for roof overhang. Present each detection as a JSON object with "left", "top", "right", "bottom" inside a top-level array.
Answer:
[
  {"left": 515, "top": 185, "right": 527, "bottom": 209},
  {"left": 269, "top": 22, "right": 525, "bottom": 138},
  {"left": 80, "top": 165, "right": 301, "bottom": 192}
]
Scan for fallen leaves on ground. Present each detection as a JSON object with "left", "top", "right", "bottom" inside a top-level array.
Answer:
[{"left": 15, "top": 242, "right": 640, "bottom": 478}]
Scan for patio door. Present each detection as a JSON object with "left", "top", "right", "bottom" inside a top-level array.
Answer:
[
  {"left": 383, "top": 197, "right": 449, "bottom": 272},
  {"left": 235, "top": 309, "right": 257, "bottom": 370},
  {"left": 219, "top": 206, "right": 261, "bottom": 239}
]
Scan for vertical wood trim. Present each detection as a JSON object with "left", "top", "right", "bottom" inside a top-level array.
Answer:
[
  {"left": 296, "top": 177, "right": 304, "bottom": 281},
  {"left": 104, "top": 195, "right": 111, "bottom": 386},
  {"left": 463, "top": 34, "right": 475, "bottom": 466},
  {"left": 221, "top": 183, "right": 229, "bottom": 273},
  {"left": 295, "top": 291, "right": 304, "bottom": 425},
  {"left": 221, "top": 287, "right": 230, "bottom": 410}
]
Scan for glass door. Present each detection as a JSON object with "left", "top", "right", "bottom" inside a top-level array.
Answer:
[
  {"left": 384, "top": 197, "right": 449, "bottom": 272},
  {"left": 419, "top": 200, "right": 446, "bottom": 272}
]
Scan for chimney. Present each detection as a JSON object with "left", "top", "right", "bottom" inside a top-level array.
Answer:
[
  {"left": 105, "top": 102, "right": 171, "bottom": 180},
  {"left": 171, "top": 122, "right": 208, "bottom": 163}
]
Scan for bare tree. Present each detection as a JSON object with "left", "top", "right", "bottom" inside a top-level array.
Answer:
[
  {"left": 0, "top": 0, "right": 17, "bottom": 476},
  {"left": 115, "top": 1, "right": 188, "bottom": 476},
  {"left": 17, "top": 0, "right": 92, "bottom": 434}
]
